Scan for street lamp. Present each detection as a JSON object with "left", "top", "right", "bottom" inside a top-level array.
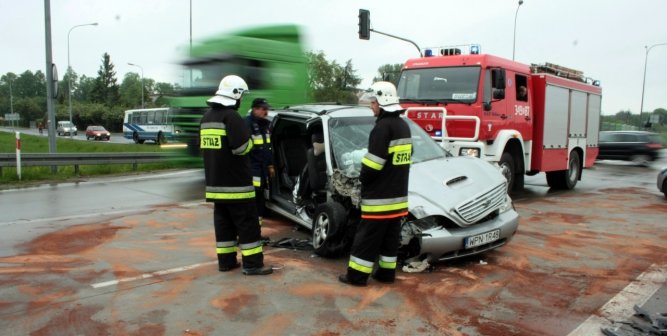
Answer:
[
  {"left": 67, "top": 22, "right": 98, "bottom": 126},
  {"left": 639, "top": 42, "right": 667, "bottom": 127},
  {"left": 127, "top": 62, "right": 144, "bottom": 108},
  {"left": 513, "top": 0, "right": 524, "bottom": 61}
]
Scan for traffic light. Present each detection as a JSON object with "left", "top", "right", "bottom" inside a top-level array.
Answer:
[{"left": 358, "top": 9, "right": 370, "bottom": 40}]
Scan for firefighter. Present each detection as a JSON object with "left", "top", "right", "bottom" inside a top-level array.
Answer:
[
  {"left": 339, "top": 81, "right": 411, "bottom": 286},
  {"left": 200, "top": 75, "right": 272, "bottom": 276},
  {"left": 244, "top": 98, "right": 274, "bottom": 237}
]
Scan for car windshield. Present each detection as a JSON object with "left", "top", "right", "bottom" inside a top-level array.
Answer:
[
  {"left": 90, "top": 126, "right": 105, "bottom": 131},
  {"left": 328, "top": 116, "right": 446, "bottom": 177}
]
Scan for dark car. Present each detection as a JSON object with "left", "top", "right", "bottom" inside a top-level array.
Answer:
[
  {"left": 85, "top": 126, "right": 111, "bottom": 141},
  {"left": 597, "top": 131, "right": 663, "bottom": 166}
]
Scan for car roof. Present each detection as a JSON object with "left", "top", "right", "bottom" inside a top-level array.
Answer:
[{"left": 600, "top": 130, "right": 657, "bottom": 135}]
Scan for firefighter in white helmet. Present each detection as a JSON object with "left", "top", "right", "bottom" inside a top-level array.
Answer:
[
  {"left": 200, "top": 75, "right": 272, "bottom": 276},
  {"left": 339, "top": 81, "right": 411, "bottom": 286}
]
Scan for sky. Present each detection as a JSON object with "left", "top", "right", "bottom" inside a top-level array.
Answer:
[{"left": 1, "top": 0, "right": 666, "bottom": 116}]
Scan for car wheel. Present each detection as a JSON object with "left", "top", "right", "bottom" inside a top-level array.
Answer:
[
  {"left": 498, "top": 152, "right": 515, "bottom": 192},
  {"left": 547, "top": 151, "right": 580, "bottom": 190},
  {"left": 631, "top": 154, "right": 651, "bottom": 167},
  {"left": 662, "top": 180, "right": 667, "bottom": 199},
  {"left": 312, "top": 202, "right": 348, "bottom": 258}
]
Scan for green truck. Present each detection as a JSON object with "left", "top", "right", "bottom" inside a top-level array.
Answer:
[{"left": 167, "top": 24, "right": 312, "bottom": 155}]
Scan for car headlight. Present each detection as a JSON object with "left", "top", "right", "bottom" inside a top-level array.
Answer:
[
  {"left": 498, "top": 193, "right": 514, "bottom": 214},
  {"left": 459, "top": 147, "right": 480, "bottom": 157}
]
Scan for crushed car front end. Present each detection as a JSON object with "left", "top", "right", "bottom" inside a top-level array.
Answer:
[{"left": 401, "top": 156, "right": 519, "bottom": 262}]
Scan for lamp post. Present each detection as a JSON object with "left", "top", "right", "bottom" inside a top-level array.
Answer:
[
  {"left": 639, "top": 43, "right": 667, "bottom": 126},
  {"left": 513, "top": 0, "right": 524, "bottom": 61},
  {"left": 67, "top": 22, "right": 98, "bottom": 126},
  {"left": 127, "top": 63, "right": 144, "bottom": 108}
]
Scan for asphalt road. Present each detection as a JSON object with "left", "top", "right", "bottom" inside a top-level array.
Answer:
[
  {"left": 3, "top": 126, "right": 138, "bottom": 145},
  {"left": 0, "top": 156, "right": 665, "bottom": 335}
]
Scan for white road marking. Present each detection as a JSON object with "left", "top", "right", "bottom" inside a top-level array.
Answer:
[
  {"left": 90, "top": 248, "right": 284, "bottom": 289},
  {"left": 567, "top": 263, "right": 666, "bottom": 336}
]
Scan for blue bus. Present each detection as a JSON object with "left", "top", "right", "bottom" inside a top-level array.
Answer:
[{"left": 123, "top": 108, "right": 180, "bottom": 144}]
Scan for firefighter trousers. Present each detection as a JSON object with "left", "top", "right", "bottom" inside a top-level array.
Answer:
[
  {"left": 346, "top": 217, "right": 401, "bottom": 284},
  {"left": 213, "top": 202, "right": 264, "bottom": 270}
]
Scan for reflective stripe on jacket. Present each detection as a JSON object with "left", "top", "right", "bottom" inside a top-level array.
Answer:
[
  {"left": 200, "top": 105, "right": 255, "bottom": 203},
  {"left": 359, "top": 111, "right": 412, "bottom": 219}
]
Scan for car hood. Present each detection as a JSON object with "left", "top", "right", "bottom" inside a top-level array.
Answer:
[{"left": 408, "top": 156, "right": 506, "bottom": 222}]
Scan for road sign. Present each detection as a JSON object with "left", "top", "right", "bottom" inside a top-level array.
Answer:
[{"left": 4, "top": 113, "right": 19, "bottom": 121}]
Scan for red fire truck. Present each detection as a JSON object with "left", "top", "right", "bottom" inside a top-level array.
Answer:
[{"left": 398, "top": 45, "right": 602, "bottom": 192}]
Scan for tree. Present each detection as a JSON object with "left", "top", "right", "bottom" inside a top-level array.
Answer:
[
  {"left": 372, "top": 63, "right": 403, "bottom": 86},
  {"left": 58, "top": 67, "right": 79, "bottom": 104},
  {"left": 306, "top": 51, "right": 361, "bottom": 104},
  {"left": 74, "top": 75, "right": 96, "bottom": 102},
  {"left": 119, "top": 72, "right": 142, "bottom": 107},
  {"left": 90, "top": 53, "right": 120, "bottom": 106}
]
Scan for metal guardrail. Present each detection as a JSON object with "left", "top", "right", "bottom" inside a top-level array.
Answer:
[{"left": 0, "top": 152, "right": 187, "bottom": 175}]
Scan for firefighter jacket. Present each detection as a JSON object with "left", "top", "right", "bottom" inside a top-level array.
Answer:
[
  {"left": 200, "top": 104, "right": 254, "bottom": 203},
  {"left": 359, "top": 111, "right": 412, "bottom": 219},
  {"left": 244, "top": 113, "right": 272, "bottom": 188}
]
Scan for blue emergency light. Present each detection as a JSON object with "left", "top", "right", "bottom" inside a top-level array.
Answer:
[
  {"left": 470, "top": 45, "right": 480, "bottom": 54},
  {"left": 424, "top": 49, "right": 433, "bottom": 57}
]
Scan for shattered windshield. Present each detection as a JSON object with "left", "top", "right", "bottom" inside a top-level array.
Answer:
[
  {"left": 329, "top": 116, "right": 446, "bottom": 177},
  {"left": 397, "top": 66, "right": 481, "bottom": 103}
]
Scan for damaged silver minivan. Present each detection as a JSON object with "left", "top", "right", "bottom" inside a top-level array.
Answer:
[{"left": 265, "top": 104, "right": 519, "bottom": 263}]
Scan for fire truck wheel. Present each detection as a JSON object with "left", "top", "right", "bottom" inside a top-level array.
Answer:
[
  {"left": 546, "top": 151, "right": 580, "bottom": 190},
  {"left": 499, "top": 152, "right": 515, "bottom": 192}
]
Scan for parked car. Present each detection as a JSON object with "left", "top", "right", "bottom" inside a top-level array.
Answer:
[
  {"left": 56, "top": 121, "right": 77, "bottom": 136},
  {"left": 85, "top": 126, "right": 111, "bottom": 141},
  {"left": 658, "top": 168, "right": 667, "bottom": 198},
  {"left": 265, "top": 104, "right": 519, "bottom": 263},
  {"left": 598, "top": 131, "right": 663, "bottom": 166}
]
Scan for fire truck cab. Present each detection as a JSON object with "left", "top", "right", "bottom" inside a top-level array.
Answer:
[{"left": 398, "top": 45, "right": 602, "bottom": 192}]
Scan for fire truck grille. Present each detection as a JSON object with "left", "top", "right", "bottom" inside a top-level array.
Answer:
[{"left": 455, "top": 183, "right": 507, "bottom": 224}]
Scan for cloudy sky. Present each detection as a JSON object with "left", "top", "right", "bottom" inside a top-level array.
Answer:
[{"left": 1, "top": 0, "right": 666, "bottom": 115}]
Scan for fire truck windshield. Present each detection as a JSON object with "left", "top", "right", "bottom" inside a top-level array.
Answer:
[{"left": 397, "top": 66, "right": 480, "bottom": 104}]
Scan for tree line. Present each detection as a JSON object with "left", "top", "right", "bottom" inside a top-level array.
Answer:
[
  {"left": 2, "top": 51, "right": 664, "bottom": 134},
  {"left": 0, "top": 51, "right": 394, "bottom": 132}
]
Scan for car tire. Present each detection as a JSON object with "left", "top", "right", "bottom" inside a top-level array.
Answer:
[
  {"left": 498, "top": 152, "right": 515, "bottom": 192},
  {"left": 312, "top": 202, "right": 349, "bottom": 258}
]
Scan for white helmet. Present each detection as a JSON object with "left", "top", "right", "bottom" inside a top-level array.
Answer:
[
  {"left": 365, "top": 81, "right": 402, "bottom": 112},
  {"left": 207, "top": 75, "right": 249, "bottom": 106}
]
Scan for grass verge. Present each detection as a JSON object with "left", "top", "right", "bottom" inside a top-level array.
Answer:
[{"left": 0, "top": 132, "right": 200, "bottom": 187}]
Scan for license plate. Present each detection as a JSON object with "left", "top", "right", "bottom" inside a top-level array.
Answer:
[{"left": 464, "top": 229, "right": 500, "bottom": 249}]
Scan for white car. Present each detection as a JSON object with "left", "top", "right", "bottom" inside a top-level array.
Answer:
[
  {"left": 265, "top": 104, "right": 520, "bottom": 263},
  {"left": 56, "top": 121, "right": 77, "bottom": 136}
]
